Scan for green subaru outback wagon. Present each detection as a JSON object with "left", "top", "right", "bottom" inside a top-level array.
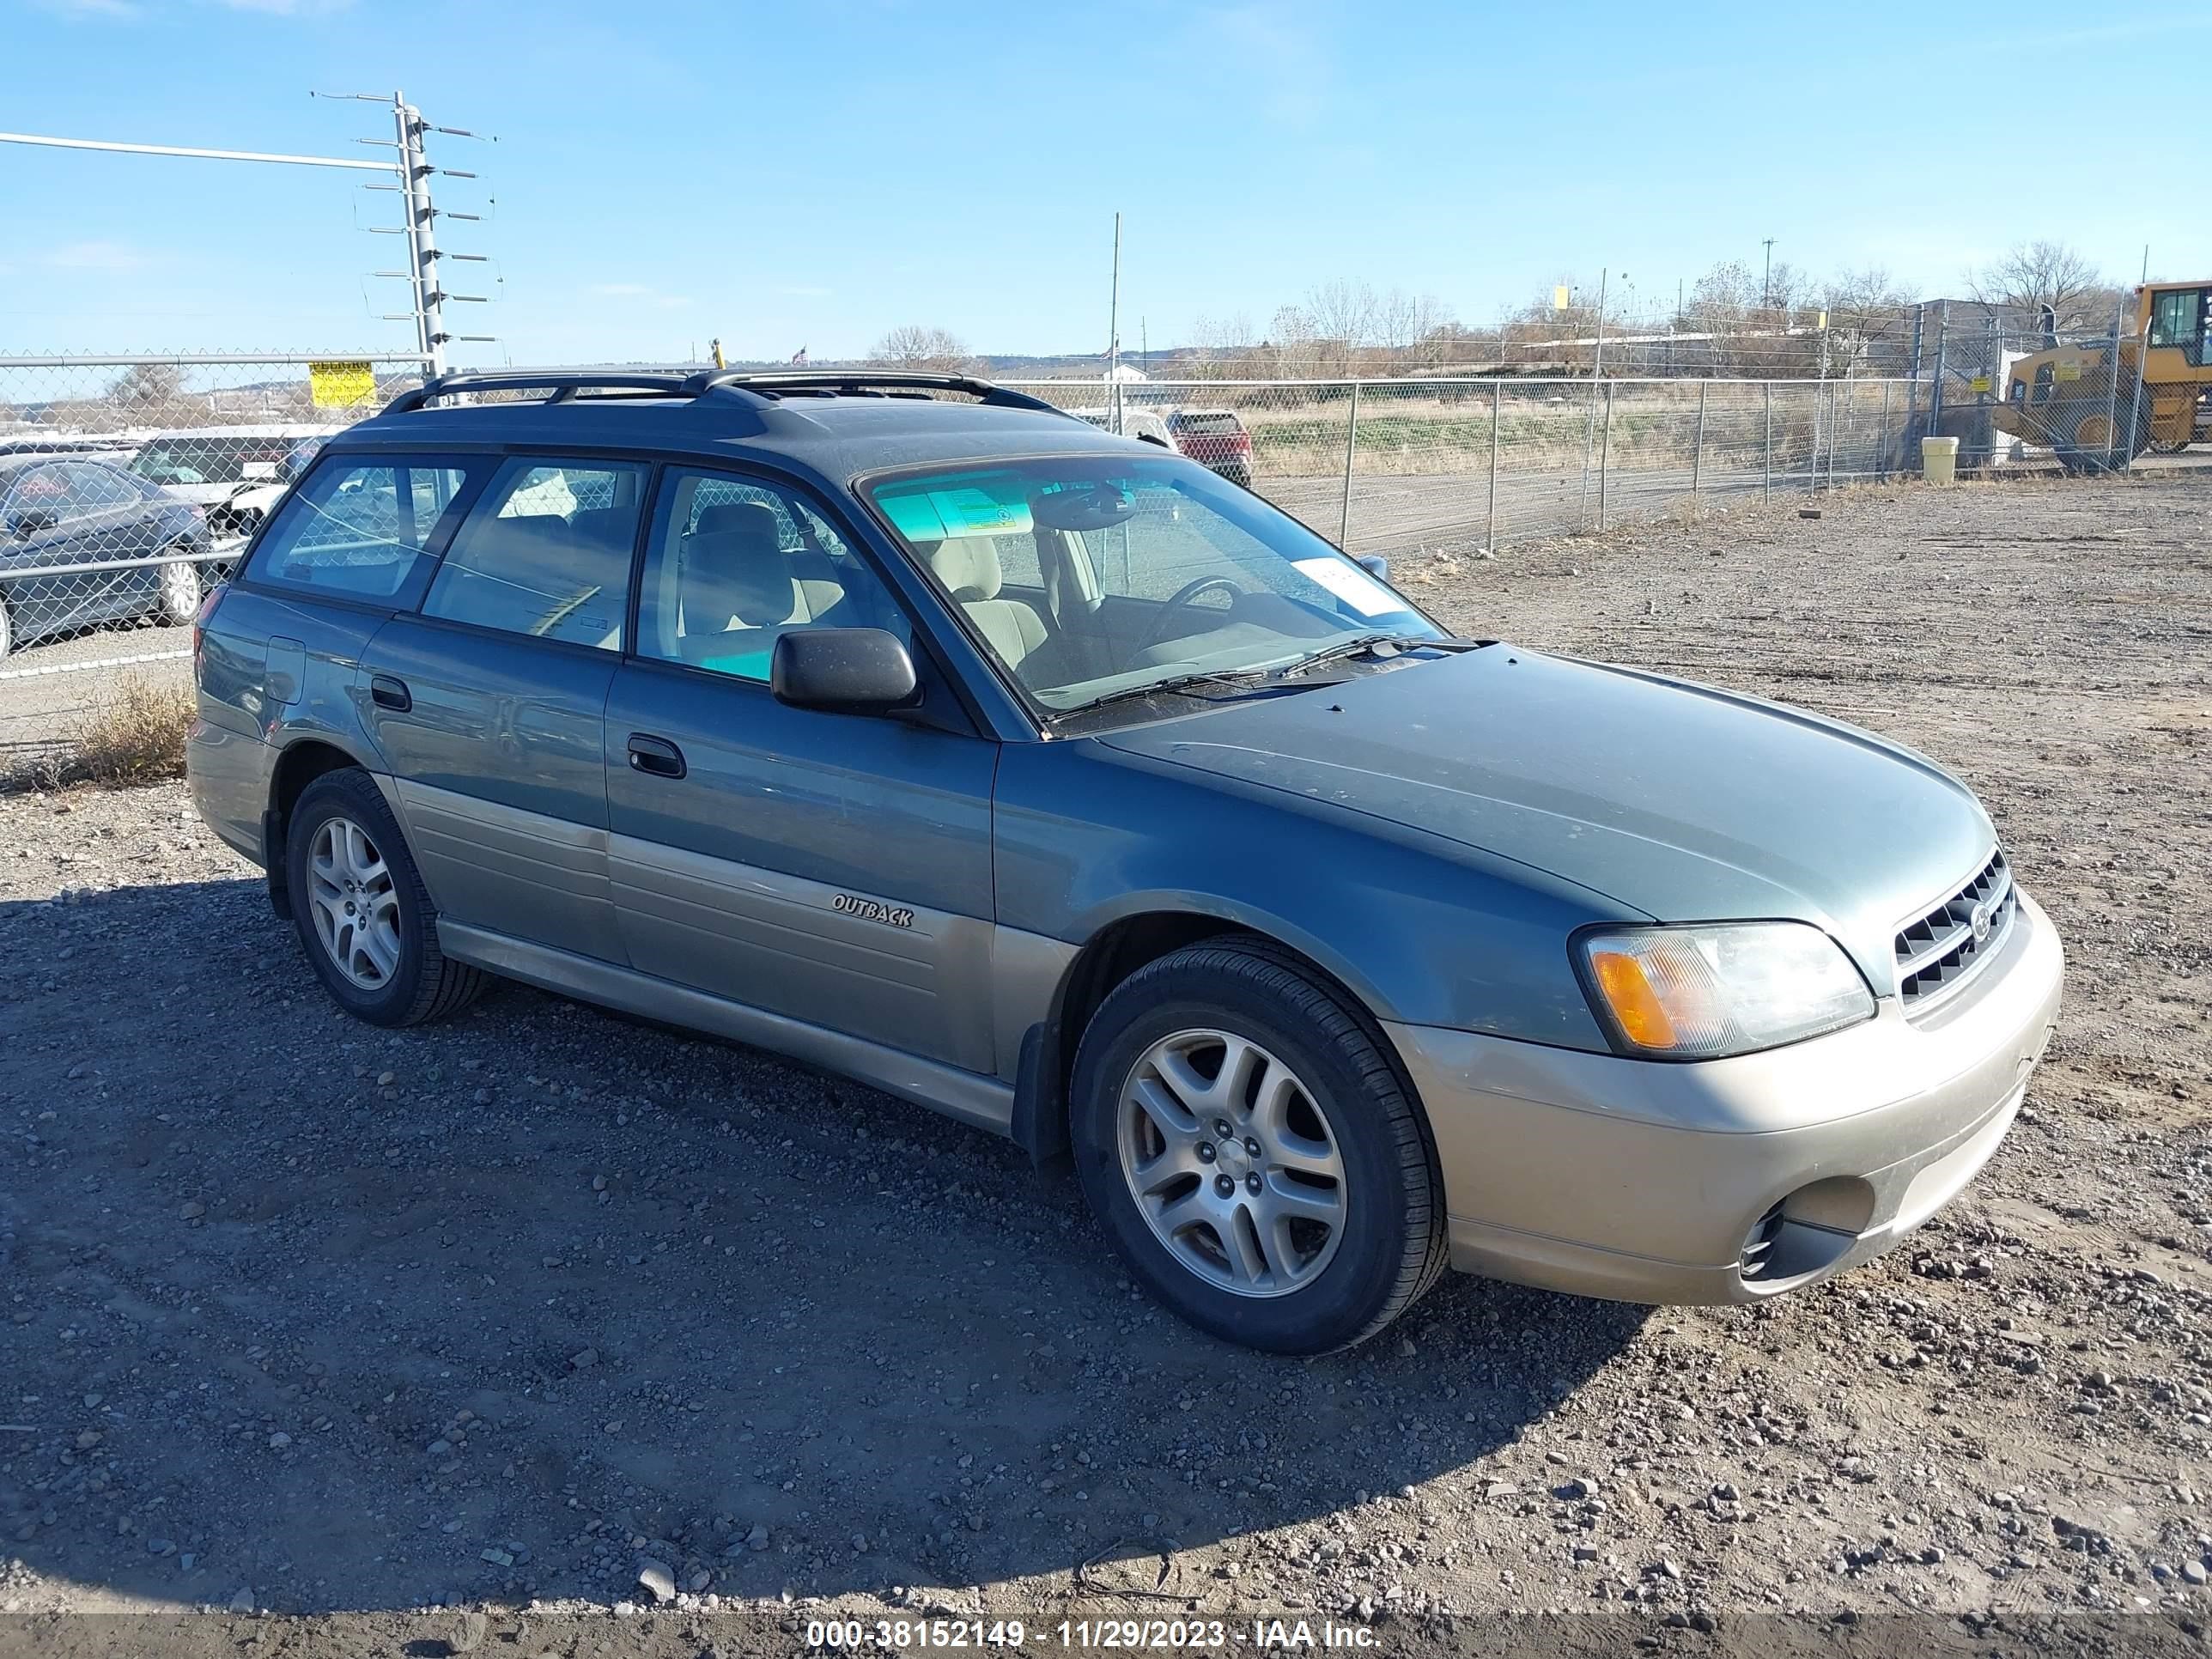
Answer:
[{"left": 186, "top": 369, "right": 2064, "bottom": 1352}]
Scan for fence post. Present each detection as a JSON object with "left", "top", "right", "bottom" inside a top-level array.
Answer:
[
  {"left": 1905, "top": 303, "right": 1923, "bottom": 457},
  {"left": 1598, "top": 380, "right": 1613, "bottom": 530},
  {"left": 2123, "top": 307, "right": 2150, "bottom": 474},
  {"left": 1929, "top": 299, "right": 1948, "bottom": 445},
  {"left": 1692, "top": 381, "right": 1707, "bottom": 507},
  {"left": 1762, "top": 382, "right": 1773, "bottom": 500},
  {"left": 1880, "top": 381, "right": 1891, "bottom": 481},
  {"left": 1338, "top": 380, "right": 1360, "bottom": 549},
  {"left": 1826, "top": 382, "right": 1840, "bottom": 490},
  {"left": 1486, "top": 381, "right": 1500, "bottom": 551},
  {"left": 2100, "top": 297, "right": 2125, "bottom": 471}
]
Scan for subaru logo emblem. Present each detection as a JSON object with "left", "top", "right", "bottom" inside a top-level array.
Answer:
[{"left": 1970, "top": 899, "right": 1993, "bottom": 942}]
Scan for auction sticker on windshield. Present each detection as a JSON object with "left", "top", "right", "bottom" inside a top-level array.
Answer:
[{"left": 1292, "top": 556, "right": 1396, "bottom": 616}]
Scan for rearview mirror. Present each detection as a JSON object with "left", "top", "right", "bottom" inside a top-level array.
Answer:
[
  {"left": 1030, "top": 481, "right": 1135, "bottom": 532},
  {"left": 8, "top": 509, "right": 59, "bottom": 538},
  {"left": 1354, "top": 554, "right": 1389, "bottom": 580},
  {"left": 771, "top": 628, "right": 919, "bottom": 715}
]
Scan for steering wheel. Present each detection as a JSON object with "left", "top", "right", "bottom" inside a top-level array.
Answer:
[{"left": 1131, "top": 575, "right": 1248, "bottom": 661}]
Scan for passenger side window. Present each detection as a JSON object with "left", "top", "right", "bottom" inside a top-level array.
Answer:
[
  {"left": 422, "top": 458, "right": 647, "bottom": 650},
  {"left": 246, "top": 458, "right": 474, "bottom": 598},
  {"left": 636, "top": 468, "right": 909, "bottom": 684}
]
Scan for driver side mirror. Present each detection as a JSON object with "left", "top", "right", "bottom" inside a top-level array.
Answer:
[
  {"left": 9, "top": 509, "right": 59, "bottom": 538},
  {"left": 771, "top": 628, "right": 920, "bottom": 715}
]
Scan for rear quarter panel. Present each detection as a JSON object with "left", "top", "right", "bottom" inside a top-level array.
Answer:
[{"left": 190, "top": 586, "right": 392, "bottom": 856}]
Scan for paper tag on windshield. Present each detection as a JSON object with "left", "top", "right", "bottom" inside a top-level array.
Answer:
[
  {"left": 241, "top": 461, "right": 277, "bottom": 480},
  {"left": 1293, "top": 556, "right": 1396, "bottom": 617}
]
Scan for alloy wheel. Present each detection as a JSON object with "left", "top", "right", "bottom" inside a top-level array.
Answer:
[
  {"left": 1116, "top": 1028, "right": 1348, "bottom": 1297},
  {"left": 306, "top": 816, "right": 402, "bottom": 990}
]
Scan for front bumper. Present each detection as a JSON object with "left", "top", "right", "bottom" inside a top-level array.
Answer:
[{"left": 1384, "top": 888, "right": 2064, "bottom": 1305}]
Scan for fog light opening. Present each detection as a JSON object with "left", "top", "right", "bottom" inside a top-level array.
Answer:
[
  {"left": 1739, "top": 1180, "right": 1875, "bottom": 1286},
  {"left": 1741, "top": 1202, "right": 1788, "bottom": 1281}
]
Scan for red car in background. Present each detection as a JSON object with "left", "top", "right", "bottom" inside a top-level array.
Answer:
[{"left": 1165, "top": 408, "right": 1254, "bottom": 489}]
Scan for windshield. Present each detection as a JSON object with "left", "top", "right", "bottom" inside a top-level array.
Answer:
[{"left": 866, "top": 455, "right": 1440, "bottom": 714}]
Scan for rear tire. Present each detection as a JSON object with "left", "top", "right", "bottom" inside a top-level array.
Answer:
[
  {"left": 284, "top": 769, "right": 486, "bottom": 1027},
  {"left": 156, "top": 550, "right": 204, "bottom": 626},
  {"left": 1070, "top": 940, "right": 1447, "bottom": 1353}
]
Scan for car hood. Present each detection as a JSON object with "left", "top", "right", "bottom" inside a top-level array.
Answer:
[{"left": 1096, "top": 645, "right": 1995, "bottom": 988}]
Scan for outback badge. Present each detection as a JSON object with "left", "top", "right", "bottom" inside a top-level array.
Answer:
[{"left": 832, "top": 892, "right": 915, "bottom": 929}]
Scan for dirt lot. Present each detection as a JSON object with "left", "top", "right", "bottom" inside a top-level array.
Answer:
[{"left": 1, "top": 474, "right": 2209, "bottom": 1656}]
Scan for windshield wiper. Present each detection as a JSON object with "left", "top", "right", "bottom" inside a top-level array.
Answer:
[
  {"left": 1271, "top": 632, "right": 1480, "bottom": 678},
  {"left": 1059, "top": 666, "right": 1279, "bottom": 720}
]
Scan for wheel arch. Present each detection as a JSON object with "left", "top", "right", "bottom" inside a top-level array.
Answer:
[
  {"left": 262, "top": 736, "right": 378, "bottom": 920},
  {"left": 1010, "top": 905, "right": 1414, "bottom": 1173}
]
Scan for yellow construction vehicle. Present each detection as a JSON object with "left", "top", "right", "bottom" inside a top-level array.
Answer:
[{"left": 1994, "top": 280, "right": 2212, "bottom": 469}]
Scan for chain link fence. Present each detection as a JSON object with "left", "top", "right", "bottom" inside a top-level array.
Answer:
[
  {"left": 0, "top": 354, "right": 429, "bottom": 662},
  {"left": 1000, "top": 376, "right": 1926, "bottom": 556},
  {"left": 8, "top": 348, "right": 2176, "bottom": 769}
]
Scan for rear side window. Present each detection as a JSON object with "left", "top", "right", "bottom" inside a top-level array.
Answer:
[
  {"left": 246, "top": 458, "right": 474, "bottom": 599},
  {"left": 421, "top": 458, "right": 647, "bottom": 650}
]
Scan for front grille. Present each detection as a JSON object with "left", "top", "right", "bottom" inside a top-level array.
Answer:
[
  {"left": 1894, "top": 849, "right": 2016, "bottom": 1011},
  {"left": 1740, "top": 1203, "right": 1787, "bottom": 1280}
]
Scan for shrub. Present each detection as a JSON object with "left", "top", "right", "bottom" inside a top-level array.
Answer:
[{"left": 70, "top": 672, "right": 195, "bottom": 785}]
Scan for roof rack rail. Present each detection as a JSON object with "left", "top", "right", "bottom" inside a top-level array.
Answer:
[
  {"left": 380, "top": 366, "right": 1081, "bottom": 422},
  {"left": 680, "top": 368, "right": 1077, "bottom": 418},
  {"left": 381, "top": 370, "right": 717, "bottom": 415}
]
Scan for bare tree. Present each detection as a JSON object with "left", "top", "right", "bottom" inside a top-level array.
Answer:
[
  {"left": 1967, "top": 241, "right": 2122, "bottom": 336},
  {"left": 1304, "top": 281, "right": 1377, "bottom": 356},
  {"left": 1265, "top": 304, "right": 1321, "bottom": 379},
  {"left": 1376, "top": 289, "right": 1456, "bottom": 366},
  {"left": 870, "top": 325, "right": 975, "bottom": 372},
  {"left": 1188, "top": 313, "right": 1258, "bottom": 379},
  {"left": 108, "top": 361, "right": 188, "bottom": 417},
  {"left": 1821, "top": 267, "right": 1914, "bottom": 374}
]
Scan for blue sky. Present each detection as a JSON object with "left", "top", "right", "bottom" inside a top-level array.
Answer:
[{"left": 3, "top": 0, "right": 2209, "bottom": 368}]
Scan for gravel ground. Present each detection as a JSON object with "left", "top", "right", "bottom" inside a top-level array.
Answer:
[{"left": 2, "top": 474, "right": 2209, "bottom": 1656}]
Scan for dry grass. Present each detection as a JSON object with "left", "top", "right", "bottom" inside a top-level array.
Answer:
[{"left": 69, "top": 672, "right": 196, "bottom": 785}]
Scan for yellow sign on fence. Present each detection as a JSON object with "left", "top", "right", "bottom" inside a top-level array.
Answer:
[
  {"left": 1969, "top": 374, "right": 1991, "bottom": 393},
  {"left": 308, "top": 360, "right": 377, "bottom": 410},
  {"left": 2055, "top": 363, "right": 2084, "bottom": 383}
]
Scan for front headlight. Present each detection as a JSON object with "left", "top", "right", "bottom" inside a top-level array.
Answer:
[{"left": 1576, "top": 921, "right": 1875, "bottom": 1060}]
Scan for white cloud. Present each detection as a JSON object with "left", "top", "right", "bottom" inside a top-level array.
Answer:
[
  {"left": 46, "top": 240, "right": 149, "bottom": 272},
  {"left": 205, "top": 0, "right": 356, "bottom": 13},
  {"left": 33, "top": 0, "right": 143, "bottom": 18},
  {"left": 586, "top": 283, "right": 690, "bottom": 311}
]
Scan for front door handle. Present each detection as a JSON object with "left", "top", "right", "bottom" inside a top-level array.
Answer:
[
  {"left": 369, "top": 674, "right": 411, "bottom": 713},
  {"left": 627, "top": 733, "right": 686, "bottom": 780}
]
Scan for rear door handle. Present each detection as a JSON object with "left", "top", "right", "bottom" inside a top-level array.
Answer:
[
  {"left": 369, "top": 674, "right": 411, "bottom": 713},
  {"left": 627, "top": 733, "right": 686, "bottom": 780}
]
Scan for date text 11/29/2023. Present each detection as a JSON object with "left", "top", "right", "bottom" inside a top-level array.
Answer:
[{"left": 804, "top": 1617, "right": 1378, "bottom": 1650}]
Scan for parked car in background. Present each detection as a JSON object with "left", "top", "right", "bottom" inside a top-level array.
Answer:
[
  {"left": 128, "top": 424, "right": 344, "bottom": 540},
  {"left": 1167, "top": 407, "right": 1255, "bottom": 488},
  {"left": 0, "top": 453, "right": 210, "bottom": 658},
  {"left": 219, "top": 434, "right": 331, "bottom": 539},
  {"left": 1072, "top": 407, "right": 1176, "bottom": 448},
  {"left": 186, "top": 368, "right": 2062, "bottom": 1354}
]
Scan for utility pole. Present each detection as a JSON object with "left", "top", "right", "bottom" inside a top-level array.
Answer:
[
  {"left": 392, "top": 94, "right": 444, "bottom": 374},
  {"left": 1762, "top": 239, "right": 1775, "bottom": 308},
  {"left": 1106, "top": 211, "right": 1122, "bottom": 434}
]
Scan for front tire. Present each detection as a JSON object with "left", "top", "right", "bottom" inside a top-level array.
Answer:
[
  {"left": 1070, "top": 941, "right": 1447, "bottom": 1353},
  {"left": 285, "top": 769, "right": 486, "bottom": 1026}
]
